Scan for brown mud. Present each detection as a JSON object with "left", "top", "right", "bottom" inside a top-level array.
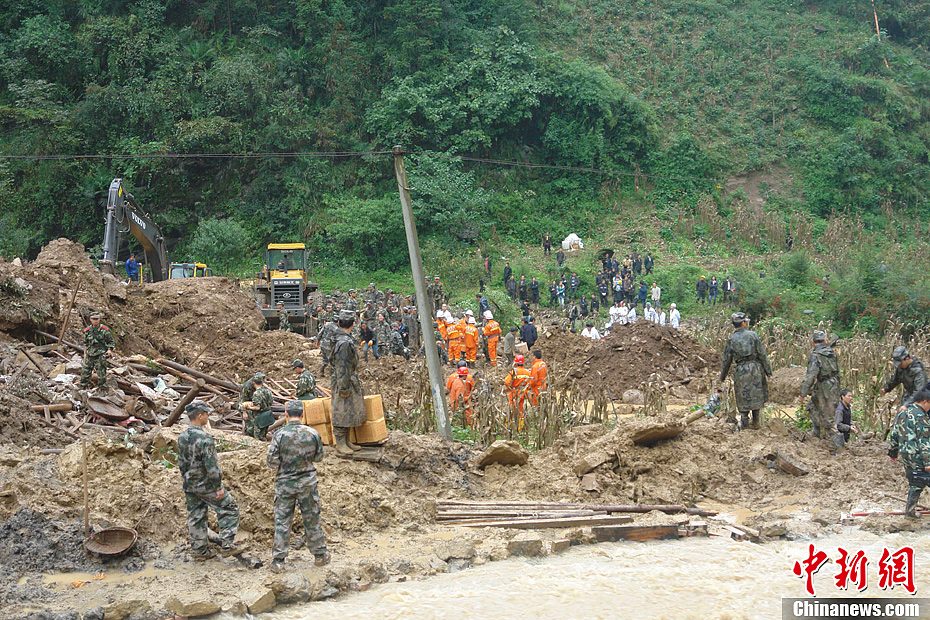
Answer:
[{"left": 0, "top": 239, "right": 925, "bottom": 618}]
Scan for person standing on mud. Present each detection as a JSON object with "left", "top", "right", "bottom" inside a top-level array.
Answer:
[
  {"left": 882, "top": 346, "right": 929, "bottom": 409},
  {"left": 799, "top": 330, "right": 841, "bottom": 439},
  {"left": 331, "top": 309, "right": 365, "bottom": 457},
  {"left": 503, "top": 326, "right": 517, "bottom": 365},
  {"left": 719, "top": 312, "right": 772, "bottom": 430},
  {"left": 79, "top": 312, "right": 116, "bottom": 389},
  {"left": 267, "top": 400, "right": 330, "bottom": 573},
  {"left": 888, "top": 388, "right": 930, "bottom": 517},
  {"left": 178, "top": 400, "right": 242, "bottom": 560},
  {"left": 318, "top": 316, "right": 338, "bottom": 377},
  {"left": 276, "top": 301, "right": 291, "bottom": 332}
]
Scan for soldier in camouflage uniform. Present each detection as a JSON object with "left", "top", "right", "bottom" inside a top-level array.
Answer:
[
  {"left": 800, "top": 330, "right": 841, "bottom": 439},
  {"left": 80, "top": 313, "right": 116, "bottom": 389},
  {"left": 277, "top": 302, "right": 291, "bottom": 332},
  {"left": 267, "top": 400, "right": 330, "bottom": 573},
  {"left": 373, "top": 313, "right": 392, "bottom": 360},
  {"left": 888, "top": 388, "right": 930, "bottom": 517},
  {"left": 177, "top": 400, "right": 242, "bottom": 560},
  {"left": 331, "top": 309, "right": 366, "bottom": 457},
  {"left": 239, "top": 371, "right": 265, "bottom": 405},
  {"left": 403, "top": 306, "right": 420, "bottom": 352},
  {"left": 243, "top": 376, "right": 275, "bottom": 440},
  {"left": 719, "top": 312, "right": 772, "bottom": 430},
  {"left": 317, "top": 317, "right": 338, "bottom": 378},
  {"left": 883, "top": 346, "right": 929, "bottom": 409},
  {"left": 292, "top": 359, "right": 318, "bottom": 400}
]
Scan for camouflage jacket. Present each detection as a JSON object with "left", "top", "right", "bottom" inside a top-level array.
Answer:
[
  {"left": 266, "top": 421, "right": 323, "bottom": 488},
  {"left": 889, "top": 404, "right": 930, "bottom": 471},
  {"left": 884, "top": 360, "right": 929, "bottom": 406},
  {"left": 318, "top": 321, "right": 338, "bottom": 352},
  {"left": 83, "top": 324, "right": 115, "bottom": 357},
  {"left": 331, "top": 331, "right": 359, "bottom": 394},
  {"left": 373, "top": 320, "right": 392, "bottom": 344},
  {"left": 278, "top": 308, "right": 290, "bottom": 330},
  {"left": 296, "top": 370, "right": 317, "bottom": 400},
  {"left": 252, "top": 386, "right": 274, "bottom": 413},
  {"left": 178, "top": 425, "right": 223, "bottom": 494},
  {"left": 239, "top": 378, "right": 257, "bottom": 404},
  {"left": 800, "top": 344, "right": 840, "bottom": 397}
]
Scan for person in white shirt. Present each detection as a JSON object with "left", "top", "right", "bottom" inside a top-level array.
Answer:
[
  {"left": 658, "top": 309, "right": 667, "bottom": 325},
  {"left": 651, "top": 283, "right": 661, "bottom": 309},
  {"left": 644, "top": 303, "right": 658, "bottom": 323},
  {"left": 627, "top": 305, "right": 637, "bottom": 323},
  {"left": 669, "top": 303, "right": 681, "bottom": 329},
  {"left": 581, "top": 322, "right": 601, "bottom": 340},
  {"left": 608, "top": 301, "right": 623, "bottom": 328}
]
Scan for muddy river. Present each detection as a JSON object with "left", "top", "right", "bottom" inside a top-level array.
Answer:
[{"left": 269, "top": 529, "right": 930, "bottom": 620}]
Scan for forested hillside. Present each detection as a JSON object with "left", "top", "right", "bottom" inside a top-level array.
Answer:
[{"left": 0, "top": 0, "right": 929, "bottom": 328}]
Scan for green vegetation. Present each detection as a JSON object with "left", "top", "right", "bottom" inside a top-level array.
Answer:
[{"left": 0, "top": 1, "right": 928, "bottom": 332}]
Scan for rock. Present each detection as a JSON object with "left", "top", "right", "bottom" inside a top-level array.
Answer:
[
  {"left": 448, "top": 558, "right": 471, "bottom": 572},
  {"left": 741, "top": 468, "right": 765, "bottom": 485},
  {"left": 567, "top": 527, "right": 597, "bottom": 545},
  {"left": 572, "top": 449, "right": 615, "bottom": 477},
  {"left": 267, "top": 573, "right": 311, "bottom": 604},
  {"left": 103, "top": 600, "right": 150, "bottom": 620},
  {"left": 489, "top": 545, "right": 510, "bottom": 561},
  {"left": 164, "top": 595, "right": 221, "bottom": 617},
  {"left": 549, "top": 539, "right": 571, "bottom": 554},
  {"left": 581, "top": 473, "right": 600, "bottom": 492},
  {"left": 243, "top": 588, "right": 276, "bottom": 614},
  {"left": 615, "top": 403, "right": 634, "bottom": 415},
  {"left": 428, "top": 556, "right": 449, "bottom": 573},
  {"left": 772, "top": 450, "right": 808, "bottom": 476},
  {"left": 622, "top": 389, "right": 644, "bottom": 405},
  {"left": 669, "top": 385, "right": 691, "bottom": 400},
  {"left": 761, "top": 523, "right": 788, "bottom": 538},
  {"left": 433, "top": 539, "right": 476, "bottom": 561},
  {"left": 84, "top": 608, "right": 105, "bottom": 620},
  {"left": 507, "top": 533, "right": 546, "bottom": 557},
  {"left": 477, "top": 440, "right": 528, "bottom": 468},
  {"left": 12, "top": 257, "right": 22, "bottom": 267}
]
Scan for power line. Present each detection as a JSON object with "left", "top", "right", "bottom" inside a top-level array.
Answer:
[
  {"left": 458, "top": 154, "right": 714, "bottom": 185},
  {"left": 0, "top": 150, "right": 393, "bottom": 161}
]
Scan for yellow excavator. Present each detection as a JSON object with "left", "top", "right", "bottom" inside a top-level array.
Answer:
[
  {"left": 99, "top": 179, "right": 211, "bottom": 282},
  {"left": 253, "top": 242, "right": 320, "bottom": 329}
]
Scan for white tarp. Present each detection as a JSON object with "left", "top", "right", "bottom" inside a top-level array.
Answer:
[{"left": 561, "top": 233, "right": 584, "bottom": 250}]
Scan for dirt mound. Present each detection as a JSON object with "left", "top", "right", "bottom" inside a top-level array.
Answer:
[
  {"left": 542, "top": 322, "right": 719, "bottom": 396},
  {"left": 768, "top": 366, "right": 806, "bottom": 404},
  {"left": 0, "top": 263, "right": 58, "bottom": 334}
]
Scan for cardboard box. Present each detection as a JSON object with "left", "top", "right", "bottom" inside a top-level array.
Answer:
[
  {"left": 350, "top": 417, "right": 388, "bottom": 445},
  {"left": 302, "top": 398, "right": 332, "bottom": 426},
  {"left": 363, "top": 394, "right": 384, "bottom": 421},
  {"left": 515, "top": 342, "right": 528, "bottom": 355},
  {"left": 313, "top": 421, "right": 336, "bottom": 446}
]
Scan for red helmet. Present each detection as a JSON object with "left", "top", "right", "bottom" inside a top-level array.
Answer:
[
  {"left": 457, "top": 366, "right": 469, "bottom": 376},
  {"left": 514, "top": 354, "right": 525, "bottom": 365}
]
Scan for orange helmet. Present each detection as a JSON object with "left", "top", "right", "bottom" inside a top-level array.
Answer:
[
  {"left": 514, "top": 354, "right": 525, "bottom": 365},
  {"left": 457, "top": 366, "right": 469, "bottom": 376}
]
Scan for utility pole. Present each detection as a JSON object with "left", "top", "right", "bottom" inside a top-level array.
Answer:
[{"left": 392, "top": 146, "right": 451, "bottom": 439}]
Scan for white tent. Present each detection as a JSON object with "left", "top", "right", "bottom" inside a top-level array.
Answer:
[{"left": 561, "top": 233, "right": 584, "bottom": 250}]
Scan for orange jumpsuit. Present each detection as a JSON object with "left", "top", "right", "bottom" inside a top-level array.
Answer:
[
  {"left": 438, "top": 318, "right": 448, "bottom": 341},
  {"left": 504, "top": 366, "right": 533, "bottom": 428},
  {"left": 446, "top": 321, "right": 463, "bottom": 363},
  {"left": 447, "top": 374, "right": 474, "bottom": 426},
  {"left": 463, "top": 323, "right": 479, "bottom": 363},
  {"left": 530, "top": 359, "right": 548, "bottom": 406},
  {"left": 483, "top": 320, "right": 501, "bottom": 366}
]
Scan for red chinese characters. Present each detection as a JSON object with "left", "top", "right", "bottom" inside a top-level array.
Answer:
[
  {"left": 878, "top": 546, "right": 915, "bottom": 594},
  {"left": 792, "top": 545, "right": 917, "bottom": 596}
]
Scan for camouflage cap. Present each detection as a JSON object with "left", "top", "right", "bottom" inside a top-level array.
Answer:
[
  {"left": 90, "top": 312, "right": 103, "bottom": 320},
  {"left": 812, "top": 330, "right": 827, "bottom": 342},
  {"left": 185, "top": 400, "right": 212, "bottom": 416},
  {"left": 291, "top": 359, "right": 304, "bottom": 368},
  {"left": 730, "top": 312, "right": 748, "bottom": 324},
  {"left": 892, "top": 346, "right": 910, "bottom": 365},
  {"left": 253, "top": 371, "right": 267, "bottom": 381},
  {"left": 338, "top": 309, "right": 356, "bottom": 322},
  {"left": 285, "top": 400, "right": 303, "bottom": 416}
]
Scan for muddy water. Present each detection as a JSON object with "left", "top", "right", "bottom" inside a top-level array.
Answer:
[{"left": 271, "top": 529, "right": 930, "bottom": 620}]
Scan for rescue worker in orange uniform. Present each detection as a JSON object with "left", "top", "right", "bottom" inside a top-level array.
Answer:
[
  {"left": 447, "top": 365, "right": 475, "bottom": 426},
  {"left": 436, "top": 310, "right": 448, "bottom": 341},
  {"left": 504, "top": 354, "right": 533, "bottom": 429},
  {"left": 463, "top": 315, "right": 479, "bottom": 365},
  {"left": 482, "top": 311, "right": 501, "bottom": 366},
  {"left": 529, "top": 349, "right": 548, "bottom": 406},
  {"left": 446, "top": 315, "right": 464, "bottom": 365}
]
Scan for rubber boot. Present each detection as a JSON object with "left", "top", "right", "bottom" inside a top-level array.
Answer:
[
  {"left": 750, "top": 410, "right": 760, "bottom": 430},
  {"left": 739, "top": 412, "right": 749, "bottom": 430},
  {"left": 905, "top": 485, "right": 922, "bottom": 518},
  {"left": 345, "top": 430, "right": 362, "bottom": 452},
  {"left": 333, "top": 427, "right": 354, "bottom": 458}
]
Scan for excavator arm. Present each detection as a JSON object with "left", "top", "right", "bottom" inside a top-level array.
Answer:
[{"left": 100, "top": 178, "right": 169, "bottom": 282}]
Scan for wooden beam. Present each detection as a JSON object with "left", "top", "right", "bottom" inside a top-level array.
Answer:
[
  {"left": 593, "top": 524, "right": 680, "bottom": 542},
  {"left": 164, "top": 379, "right": 206, "bottom": 427},
  {"left": 451, "top": 515, "right": 634, "bottom": 529}
]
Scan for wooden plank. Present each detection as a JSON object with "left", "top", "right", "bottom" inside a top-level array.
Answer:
[
  {"left": 452, "top": 515, "right": 634, "bottom": 529},
  {"left": 593, "top": 524, "right": 680, "bottom": 542},
  {"left": 435, "top": 501, "right": 716, "bottom": 517},
  {"left": 437, "top": 511, "right": 600, "bottom": 520}
]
